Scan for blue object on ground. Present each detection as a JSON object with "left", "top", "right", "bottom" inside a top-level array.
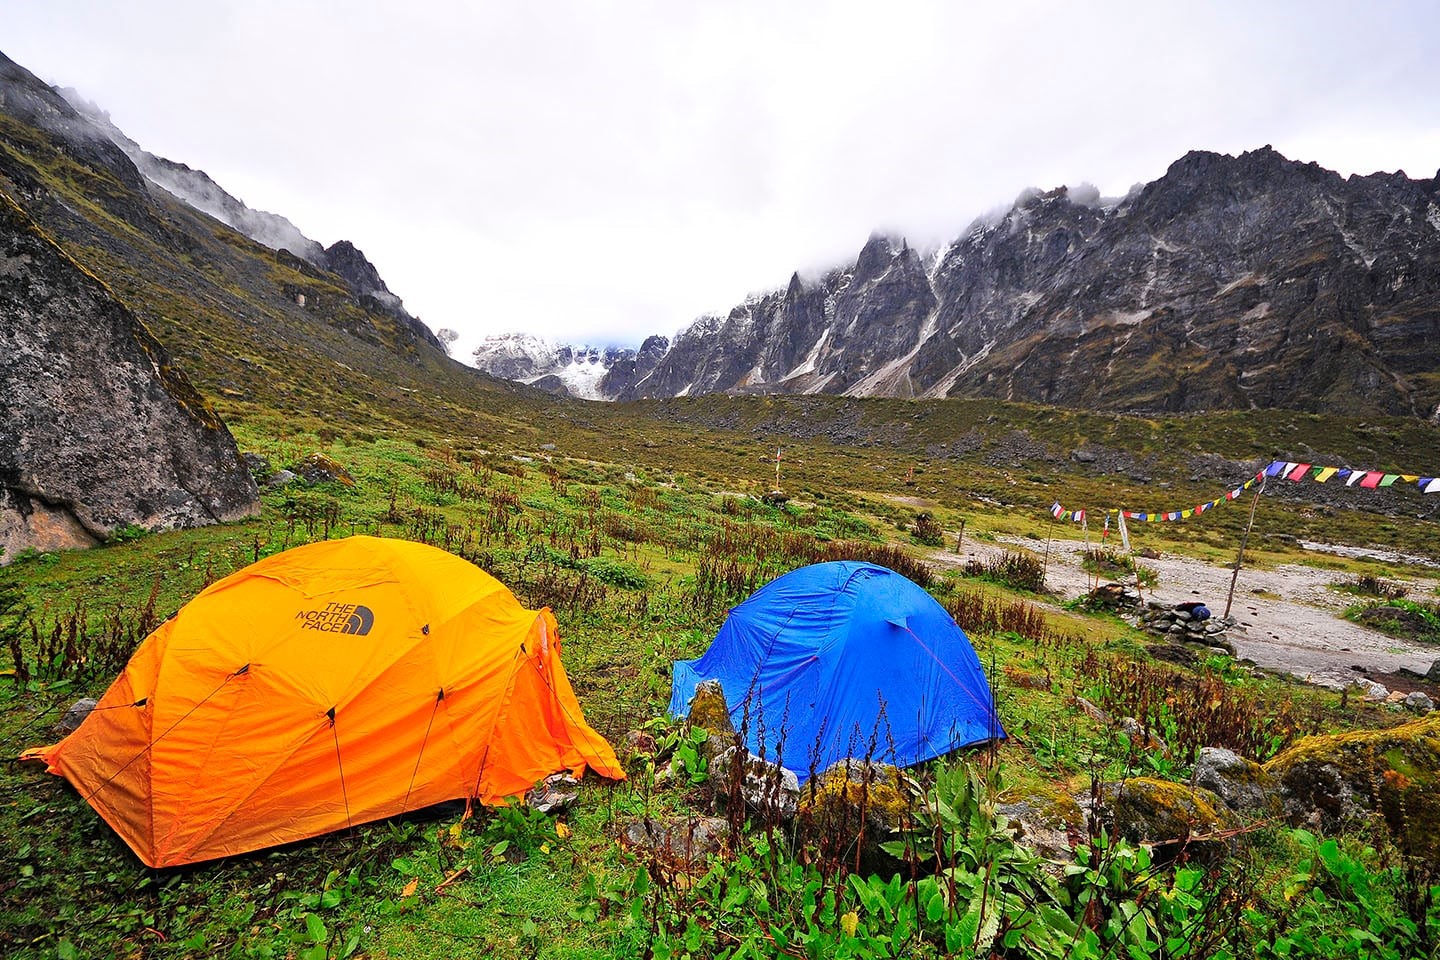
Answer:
[{"left": 669, "top": 561, "right": 1005, "bottom": 782}]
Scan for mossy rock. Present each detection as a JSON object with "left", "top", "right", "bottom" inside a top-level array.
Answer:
[
  {"left": 1101, "top": 778, "right": 1238, "bottom": 857},
  {"left": 684, "top": 679, "right": 736, "bottom": 738},
  {"left": 291, "top": 452, "right": 355, "bottom": 486},
  {"left": 798, "top": 760, "right": 915, "bottom": 872},
  {"left": 996, "top": 782, "right": 1084, "bottom": 860},
  {"left": 1263, "top": 713, "right": 1440, "bottom": 861}
]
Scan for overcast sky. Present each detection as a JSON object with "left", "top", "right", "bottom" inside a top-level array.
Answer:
[{"left": 5, "top": 1, "right": 1439, "bottom": 359}]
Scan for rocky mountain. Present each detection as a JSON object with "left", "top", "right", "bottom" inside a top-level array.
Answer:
[
  {"left": 472, "top": 333, "right": 669, "bottom": 399},
  {"left": 0, "top": 191, "right": 258, "bottom": 561},
  {"left": 474, "top": 148, "right": 1440, "bottom": 418}
]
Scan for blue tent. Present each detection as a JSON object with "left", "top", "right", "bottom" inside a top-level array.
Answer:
[{"left": 669, "top": 561, "right": 1003, "bottom": 782}]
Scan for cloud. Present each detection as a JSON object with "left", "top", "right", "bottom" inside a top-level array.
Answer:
[{"left": 4, "top": 1, "right": 1440, "bottom": 350}]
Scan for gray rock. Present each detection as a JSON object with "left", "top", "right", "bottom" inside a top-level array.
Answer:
[
  {"left": 1354, "top": 679, "right": 1390, "bottom": 702},
  {"left": 798, "top": 760, "right": 915, "bottom": 872},
  {"left": 1428, "top": 659, "right": 1440, "bottom": 684},
  {"left": 685, "top": 679, "right": 736, "bottom": 738},
  {"left": 995, "top": 792, "right": 1084, "bottom": 861},
  {"left": 1191, "top": 747, "right": 1277, "bottom": 814},
  {"left": 268, "top": 469, "right": 298, "bottom": 487},
  {"left": 1099, "top": 778, "right": 1239, "bottom": 858},
  {"left": 289, "top": 454, "right": 354, "bottom": 486},
  {"left": 241, "top": 452, "right": 271, "bottom": 475},
  {"left": 0, "top": 196, "right": 259, "bottom": 563},
  {"left": 623, "top": 816, "right": 728, "bottom": 866},
  {"left": 1119, "top": 717, "right": 1168, "bottom": 754},
  {"left": 711, "top": 747, "right": 800, "bottom": 819},
  {"left": 55, "top": 697, "right": 98, "bottom": 736},
  {"left": 1403, "top": 691, "right": 1434, "bottom": 714}
]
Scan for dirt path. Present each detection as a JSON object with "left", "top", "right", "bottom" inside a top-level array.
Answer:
[{"left": 931, "top": 535, "right": 1440, "bottom": 683}]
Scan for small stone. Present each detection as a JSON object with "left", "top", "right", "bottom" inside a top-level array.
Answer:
[
  {"left": 685, "top": 679, "right": 736, "bottom": 738},
  {"left": 1403, "top": 691, "right": 1434, "bottom": 714},
  {"left": 623, "top": 729, "right": 658, "bottom": 758},
  {"left": 525, "top": 773, "right": 580, "bottom": 814},
  {"left": 268, "top": 469, "right": 298, "bottom": 487},
  {"left": 1353, "top": 679, "right": 1389, "bottom": 702},
  {"left": 1119, "top": 717, "right": 1168, "bottom": 754},
  {"left": 1427, "top": 659, "right": 1440, "bottom": 684},
  {"left": 1073, "top": 696, "right": 1111, "bottom": 723},
  {"left": 55, "top": 697, "right": 98, "bottom": 736}
]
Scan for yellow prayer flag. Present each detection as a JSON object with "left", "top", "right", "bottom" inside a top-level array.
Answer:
[{"left": 1315, "top": 467, "right": 1338, "bottom": 482}]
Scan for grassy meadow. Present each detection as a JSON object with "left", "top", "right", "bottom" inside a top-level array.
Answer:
[{"left": 2, "top": 394, "right": 1440, "bottom": 959}]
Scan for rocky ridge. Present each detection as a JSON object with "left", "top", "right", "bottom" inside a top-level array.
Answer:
[{"left": 475, "top": 149, "right": 1440, "bottom": 417}]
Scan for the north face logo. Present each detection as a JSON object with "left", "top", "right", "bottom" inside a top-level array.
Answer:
[{"left": 296, "top": 602, "right": 375, "bottom": 635}]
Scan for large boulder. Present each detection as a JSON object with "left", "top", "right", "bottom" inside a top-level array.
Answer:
[
  {"left": 1262, "top": 713, "right": 1440, "bottom": 861},
  {"left": 0, "top": 194, "right": 258, "bottom": 562},
  {"left": 1099, "top": 778, "right": 1239, "bottom": 859},
  {"left": 797, "top": 760, "right": 915, "bottom": 871},
  {"left": 1191, "top": 747, "right": 1280, "bottom": 816}
]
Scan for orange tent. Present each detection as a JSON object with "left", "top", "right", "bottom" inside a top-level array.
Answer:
[{"left": 24, "top": 535, "right": 624, "bottom": 867}]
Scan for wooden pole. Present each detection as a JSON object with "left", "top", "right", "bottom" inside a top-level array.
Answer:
[
  {"left": 1042, "top": 514, "right": 1056, "bottom": 583},
  {"left": 954, "top": 518, "right": 966, "bottom": 553},
  {"left": 1224, "top": 477, "right": 1267, "bottom": 620},
  {"left": 1118, "top": 511, "right": 1145, "bottom": 607}
]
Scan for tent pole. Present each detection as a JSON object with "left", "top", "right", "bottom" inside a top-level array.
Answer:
[{"left": 1224, "top": 477, "right": 1266, "bottom": 620}]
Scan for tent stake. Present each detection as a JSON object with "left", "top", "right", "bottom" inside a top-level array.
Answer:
[{"left": 1224, "top": 477, "right": 1267, "bottom": 619}]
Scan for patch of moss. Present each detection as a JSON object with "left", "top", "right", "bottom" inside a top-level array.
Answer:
[
  {"left": 1106, "top": 777, "right": 1237, "bottom": 843},
  {"left": 1264, "top": 714, "right": 1440, "bottom": 859}
]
